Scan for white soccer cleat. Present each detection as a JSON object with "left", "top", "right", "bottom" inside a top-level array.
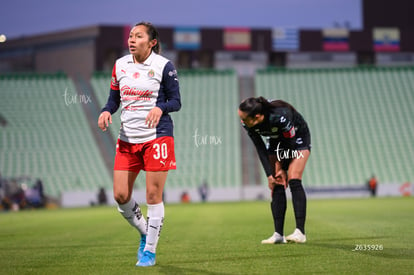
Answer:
[
  {"left": 286, "top": 228, "right": 306, "bottom": 243},
  {"left": 261, "top": 232, "right": 287, "bottom": 244}
]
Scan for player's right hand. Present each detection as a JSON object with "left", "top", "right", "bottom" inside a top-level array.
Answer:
[
  {"left": 98, "top": 111, "right": 112, "bottom": 131},
  {"left": 274, "top": 170, "right": 287, "bottom": 189}
]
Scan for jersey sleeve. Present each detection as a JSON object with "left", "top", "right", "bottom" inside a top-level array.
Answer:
[
  {"left": 110, "top": 63, "right": 119, "bottom": 91},
  {"left": 244, "top": 124, "right": 273, "bottom": 177},
  {"left": 271, "top": 110, "right": 296, "bottom": 139},
  {"left": 101, "top": 64, "right": 121, "bottom": 114},
  {"left": 156, "top": 61, "right": 181, "bottom": 113}
]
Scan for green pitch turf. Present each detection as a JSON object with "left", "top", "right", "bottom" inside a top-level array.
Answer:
[{"left": 0, "top": 197, "right": 413, "bottom": 274}]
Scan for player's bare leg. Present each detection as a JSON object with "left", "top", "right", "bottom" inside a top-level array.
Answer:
[{"left": 137, "top": 171, "right": 167, "bottom": 267}]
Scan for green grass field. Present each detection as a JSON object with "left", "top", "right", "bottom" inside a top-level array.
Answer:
[{"left": 1, "top": 197, "right": 413, "bottom": 274}]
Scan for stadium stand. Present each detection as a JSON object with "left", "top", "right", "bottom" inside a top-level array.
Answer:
[
  {"left": 255, "top": 66, "right": 414, "bottom": 187},
  {"left": 2, "top": 66, "right": 411, "bottom": 202},
  {"left": 91, "top": 72, "right": 122, "bottom": 143},
  {"left": 91, "top": 69, "right": 243, "bottom": 189},
  {"left": 0, "top": 73, "right": 112, "bottom": 198}
]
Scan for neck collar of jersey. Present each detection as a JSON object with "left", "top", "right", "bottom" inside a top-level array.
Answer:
[{"left": 140, "top": 51, "right": 155, "bottom": 66}]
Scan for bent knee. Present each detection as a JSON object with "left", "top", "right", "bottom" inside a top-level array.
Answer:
[
  {"left": 114, "top": 192, "right": 130, "bottom": 205},
  {"left": 146, "top": 191, "right": 163, "bottom": 204}
]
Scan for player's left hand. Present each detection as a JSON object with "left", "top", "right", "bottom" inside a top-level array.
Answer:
[
  {"left": 146, "top": 107, "right": 163, "bottom": 128},
  {"left": 274, "top": 170, "right": 287, "bottom": 189}
]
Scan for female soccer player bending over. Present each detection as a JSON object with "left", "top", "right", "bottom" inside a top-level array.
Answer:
[
  {"left": 238, "top": 97, "right": 311, "bottom": 244},
  {"left": 98, "top": 22, "right": 181, "bottom": 266}
]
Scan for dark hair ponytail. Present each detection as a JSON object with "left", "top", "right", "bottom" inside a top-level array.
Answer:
[
  {"left": 239, "top": 97, "right": 297, "bottom": 118},
  {"left": 134, "top": 21, "right": 161, "bottom": 54},
  {"left": 239, "top": 96, "right": 273, "bottom": 117},
  {"left": 269, "top": 99, "right": 298, "bottom": 113}
]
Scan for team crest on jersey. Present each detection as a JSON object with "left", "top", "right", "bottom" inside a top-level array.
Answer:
[
  {"left": 133, "top": 72, "right": 140, "bottom": 79},
  {"left": 271, "top": 127, "right": 278, "bottom": 132},
  {"left": 148, "top": 69, "right": 155, "bottom": 78}
]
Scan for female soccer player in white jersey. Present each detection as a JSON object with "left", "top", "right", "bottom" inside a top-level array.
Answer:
[
  {"left": 98, "top": 22, "right": 181, "bottom": 267},
  {"left": 238, "top": 97, "right": 310, "bottom": 244}
]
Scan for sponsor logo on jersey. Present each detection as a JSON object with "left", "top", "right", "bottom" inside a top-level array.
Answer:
[
  {"left": 120, "top": 85, "right": 153, "bottom": 101},
  {"left": 133, "top": 72, "right": 140, "bottom": 79},
  {"left": 280, "top": 116, "right": 286, "bottom": 123},
  {"left": 282, "top": 127, "right": 296, "bottom": 138},
  {"left": 124, "top": 105, "right": 145, "bottom": 111}
]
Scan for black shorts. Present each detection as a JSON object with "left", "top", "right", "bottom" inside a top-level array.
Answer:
[{"left": 267, "top": 128, "right": 311, "bottom": 171}]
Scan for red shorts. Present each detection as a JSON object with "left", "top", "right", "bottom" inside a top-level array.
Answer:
[{"left": 114, "top": 136, "right": 176, "bottom": 173}]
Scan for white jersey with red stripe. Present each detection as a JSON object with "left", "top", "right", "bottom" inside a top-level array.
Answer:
[{"left": 109, "top": 52, "right": 180, "bottom": 144}]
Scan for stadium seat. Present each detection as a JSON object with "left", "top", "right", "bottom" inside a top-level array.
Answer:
[{"left": 0, "top": 73, "right": 112, "bottom": 197}]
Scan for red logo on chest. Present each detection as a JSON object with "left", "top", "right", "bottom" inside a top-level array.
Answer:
[{"left": 120, "top": 85, "right": 153, "bottom": 101}]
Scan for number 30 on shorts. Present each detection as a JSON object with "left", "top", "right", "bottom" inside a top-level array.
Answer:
[{"left": 153, "top": 143, "right": 168, "bottom": 159}]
